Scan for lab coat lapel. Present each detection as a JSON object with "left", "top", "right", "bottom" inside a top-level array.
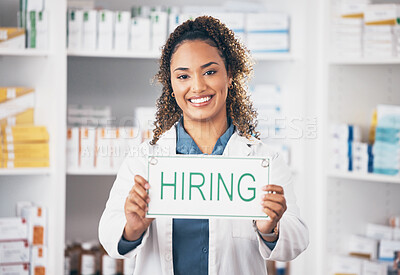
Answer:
[{"left": 223, "top": 132, "right": 256, "bottom": 157}]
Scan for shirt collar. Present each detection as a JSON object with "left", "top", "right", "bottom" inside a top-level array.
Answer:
[{"left": 176, "top": 117, "right": 235, "bottom": 155}]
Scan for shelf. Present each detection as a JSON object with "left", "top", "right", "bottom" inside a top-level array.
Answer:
[
  {"left": 0, "top": 168, "right": 51, "bottom": 176},
  {"left": 252, "top": 52, "right": 296, "bottom": 61},
  {"left": 67, "top": 168, "right": 118, "bottom": 175},
  {"left": 67, "top": 49, "right": 296, "bottom": 61},
  {"left": 0, "top": 48, "right": 49, "bottom": 57},
  {"left": 329, "top": 57, "right": 400, "bottom": 65},
  {"left": 327, "top": 170, "right": 400, "bottom": 184},
  {"left": 67, "top": 50, "right": 161, "bottom": 59}
]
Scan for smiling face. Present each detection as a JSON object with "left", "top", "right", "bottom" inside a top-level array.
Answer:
[{"left": 170, "top": 40, "right": 232, "bottom": 125}]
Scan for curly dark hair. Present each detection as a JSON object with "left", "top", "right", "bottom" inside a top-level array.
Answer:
[{"left": 151, "top": 15, "right": 259, "bottom": 145}]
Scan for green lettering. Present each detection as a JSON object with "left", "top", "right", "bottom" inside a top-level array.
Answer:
[
  {"left": 161, "top": 172, "right": 177, "bottom": 200},
  {"left": 217, "top": 173, "right": 233, "bottom": 201},
  {"left": 238, "top": 173, "right": 256, "bottom": 202},
  {"left": 210, "top": 173, "right": 213, "bottom": 200},
  {"left": 181, "top": 172, "right": 185, "bottom": 200},
  {"left": 189, "top": 173, "right": 206, "bottom": 200}
]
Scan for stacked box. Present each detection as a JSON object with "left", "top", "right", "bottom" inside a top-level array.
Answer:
[
  {"left": 68, "top": 9, "right": 84, "bottom": 50},
  {"left": 1, "top": 125, "right": 49, "bottom": 168},
  {"left": 331, "top": 0, "right": 369, "bottom": 57},
  {"left": 364, "top": 4, "right": 400, "bottom": 58},
  {"left": 245, "top": 12, "right": 290, "bottom": 53},
  {"left": 26, "top": 10, "right": 48, "bottom": 50},
  {"left": 0, "top": 217, "right": 29, "bottom": 273},
  {"left": 0, "top": 28, "right": 26, "bottom": 49},
  {"left": 150, "top": 11, "right": 168, "bottom": 52},
  {"left": 130, "top": 16, "right": 151, "bottom": 52},
  {"left": 330, "top": 124, "right": 367, "bottom": 172},
  {"left": 372, "top": 105, "right": 400, "bottom": 176},
  {"left": 82, "top": 10, "right": 98, "bottom": 50}
]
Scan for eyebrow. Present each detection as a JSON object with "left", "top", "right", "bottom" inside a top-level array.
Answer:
[{"left": 173, "top": 61, "right": 219, "bottom": 72}]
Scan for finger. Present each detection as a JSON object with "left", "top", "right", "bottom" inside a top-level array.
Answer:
[
  {"left": 262, "top": 207, "right": 278, "bottom": 221},
  {"left": 261, "top": 201, "right": 286, "bottom": 218},
  {"left": 262, "top": 193, "right": 286, "bottom": 207},
  {"left": 129, "top": 191, "right": 149, "bottom": 210},
  {"left": 131, "top": 184, "right": 149, "bottom": 203},
  {"left": 262, "top": 184, "right": 284, "bottom": 194},
  {"left": 126, "top": 202, "right": 148, "bottom": 218},
  {"left": 134, "top": 175, "right": 150, "bottom": 190}
]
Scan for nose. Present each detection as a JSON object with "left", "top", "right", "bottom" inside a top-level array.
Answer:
[{"left": 191, "top": 73, "right": 206, "bottom": 93}]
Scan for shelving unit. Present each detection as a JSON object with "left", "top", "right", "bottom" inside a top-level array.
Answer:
[
  {"left": 0, "top": 48, "right": 50, "bottom": 57},
  {"left": 327, "top": 171, "right": 400, "bottom": 184},
  {"left": 0, "top": 168, "right": 52, "bottom": 175},
  {"left": 0, "top": 0, "right": 67, "bottom": 274},
  {"left": 311, "top": 0, "right": 400, "bottom": 274}
]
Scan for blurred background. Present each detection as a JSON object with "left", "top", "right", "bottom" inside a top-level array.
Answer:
[{"left": 0, "top": 0, "right": 400, "bottom": 274}]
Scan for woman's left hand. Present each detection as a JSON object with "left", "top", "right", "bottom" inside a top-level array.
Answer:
[{"left": 255, "top": 184, "right": 287, "bottom": 241}]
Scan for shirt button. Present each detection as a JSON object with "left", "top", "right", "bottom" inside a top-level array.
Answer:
[
  {"left": 202, "top": 247, "right": 208, "bottom": 253},
  {"left": 165, "top": 253, "right": 172, "bottom": 261}
]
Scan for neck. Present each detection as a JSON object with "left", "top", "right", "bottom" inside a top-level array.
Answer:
[{"left": 182, "top": 116, "right": 229, "bottom": 155}]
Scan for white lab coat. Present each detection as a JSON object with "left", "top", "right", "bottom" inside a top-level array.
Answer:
[{"left": 99, "top": 126, "right": 309, "bottom": 275}]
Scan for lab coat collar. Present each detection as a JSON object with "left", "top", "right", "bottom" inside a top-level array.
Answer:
[{"left": 155, "top": 124, "right": 261, "bottom": 157}]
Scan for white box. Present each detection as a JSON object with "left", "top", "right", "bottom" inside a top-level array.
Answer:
[
  {"left": 150, "top": 11, "right": 168, "bottom": 52},
  {"left": 130, "top": 17, "right": 151, "bottom": 52},
  {"left": 98, "top": 10, "right": 114, "bottom": 51},
  {"left": 68, "top": 9, "right": 83, "bottom": 50},
  {"left": 0, "top": 218, "right": 28, "bottom": 241},
  {"left": 0, "top": 240, "right": 29, "bottom": 264},
  {"left": 348, "top": 235, "right": 378, "bottom": 259},
  {"left": 246, "top": 33, "right": 289, "bottom": 53},
  {"left": 246, "top": 12, "right": 289, "bottom": 32},
  {"left": 364, "top": 4, "right": 400, "bottom": 25},
  {"left": 378, "top": 239, "right": 400, "bottom": 261},
  {"left": 362, "top": 260, "right": 387, "bottom": 275},
  {"left": 0, "top": 264, "right": 29, "bottom": 275},
  {"left": 26, "top": 0, "right": 44, "bottom": 11},
  {"left": 36, "top": 11, "right": 48, "bottom": 50},
  {"left": 330, "top": 255, "right": 363, "bottom": 275},
  {"left": 366, "top": 223, "right": 393, "bottom": 240},
  {"left": 168, "top": 13, "right": 180, "bottom": 35},
  {"left": 330, "top": 124, "right": 361, "bottom": 142},
  {"left": 352, "top": 142, "right": 369, "bottom": 158},
  {"left": 340, "top": 3, "right": 368, "bottom": 18},
  {"left": 95, "top": 127, "right": 114, "bottom": 169},
  {"left": 114, "top": 11, "right": 130, "bottom": 51},
  {"left": 393, "top": 228, "right": 400, "bottom": 241},
  {"left": 0, "top": 28, "right": 25, "bottom": 49},
  {"left": 67, "top": 127, "right": 79, "bottom": 170},
  {"left": 30, "top": 246, "right": 47, "bottom": 275},
  {"left": 21, "top": 206, "right": 47, "bottom": 246},
  {"left": 0, "top": 87, "right": 34, "bottom": 120},
  {"left": 80, "top": 127, "right": 96, "bottom": 169},
  {"left": 82, "top": 10, "right": 97, "bottom": 50}
]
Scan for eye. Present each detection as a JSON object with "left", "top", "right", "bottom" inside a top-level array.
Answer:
[
  {"left": 177, "top": 74, "right": 189, "bottom": 80},
  {"left": 204, "top": 70, "right": 216, "bottom": 76}
]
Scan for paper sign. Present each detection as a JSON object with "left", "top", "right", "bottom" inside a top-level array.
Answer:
[{"left": 147, "top": 155, "right": 270, "bottom": 219}]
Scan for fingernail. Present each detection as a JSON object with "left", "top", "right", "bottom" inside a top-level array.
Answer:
[
  {"left": 262, "top": 186, "right": 267, "bottom": 191},
  {"left": 145, "top": 184, "right": 150, "bottom": 189},
  {"left": 147, "top": 198, "right": 150, "bottom": 203}
]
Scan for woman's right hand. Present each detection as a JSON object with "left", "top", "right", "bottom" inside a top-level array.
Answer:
[{"left": 123, "top": 175, "right": 155, "bottom": 241}]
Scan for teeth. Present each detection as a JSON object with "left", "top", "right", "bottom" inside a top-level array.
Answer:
[{"left": 190, "top": 96, "right": 211, "bottom": 104}]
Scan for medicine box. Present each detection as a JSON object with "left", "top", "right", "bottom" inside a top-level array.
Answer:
[
  {"left": 0, "top": 217, "right": 28, "bottom": 241},
  {"left": 114, "top": 11, "right": 130, "bottom": 51},
  {"left": 366, "top": 223, "right": 394, "bottom": 240},
  {"left": 0, "top": 264, "right": 29, "bottom": 275},
  {"left": 21, "top": 206, "right": 47, "bottom": 246},
  {"left": 68, "top": 9, "right": 83, "bottom": 50},
  {"left": 0, "top": 28, "right": 25, "bottom": 49},
  {"left": 82, "top": 10, "right": 97, "bottom": 50},
  {"left": 0, "top": 240, "right": 29, "bottom": 264},
  {"left": 130, "top": 17, "right": 151, "bottom": 52},
  {"left": 348, "top": 235, "right": 378, "bottom": 259},
  {"left": 98, "top": 10, "right": 114, "bottom": 51}
]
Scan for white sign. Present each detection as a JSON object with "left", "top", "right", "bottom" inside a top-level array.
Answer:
[{"left": 147, "top": 155, "right": 270, "bottom": 219}]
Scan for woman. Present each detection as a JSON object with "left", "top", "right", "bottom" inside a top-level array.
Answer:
[{"left": 99, "top": 16, "right": 308, "bottom": 274}]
